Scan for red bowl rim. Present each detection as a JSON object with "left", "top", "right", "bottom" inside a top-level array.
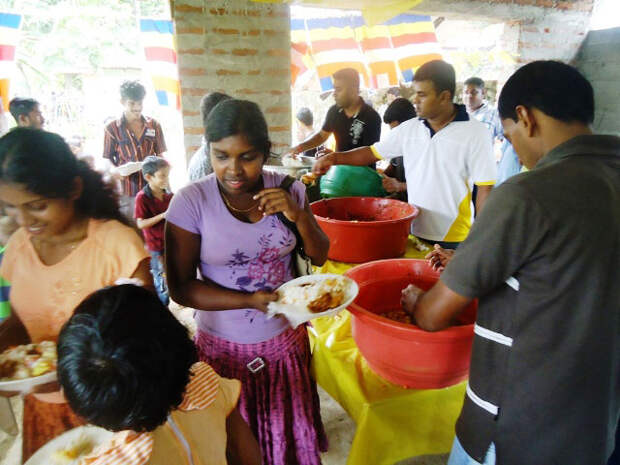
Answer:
[
  {"left": 345, "top": 258, "right": 475, "bottom": 339},
  {"left": 348, "top": 302, "right": 474, "bottom": 339},
  {"left": 310, "top": 197, "right": 419, "bottom": 227}
]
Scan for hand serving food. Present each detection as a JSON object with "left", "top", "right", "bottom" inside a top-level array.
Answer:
[
  {"left": 401, "top": 284, "right": 424, "bottom": 317},
  {"left": 426, "top": 244, "right": 455, "bottom": 272}
]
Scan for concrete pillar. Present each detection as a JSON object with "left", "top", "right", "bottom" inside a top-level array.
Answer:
[{"left": 172, "top": 0, "right": 291, "bottom": 160}]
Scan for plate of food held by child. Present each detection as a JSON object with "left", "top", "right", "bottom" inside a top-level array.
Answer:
[{"left": 25, "top": 425, "right": 114, "bottom": 465}]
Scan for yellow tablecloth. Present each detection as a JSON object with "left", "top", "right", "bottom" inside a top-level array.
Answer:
[
  {"left": 312, "top": 235, "right": 433, "bottom": 275},
  {"left": 308, "top": 236, "right": 466, "bottom": 465}
]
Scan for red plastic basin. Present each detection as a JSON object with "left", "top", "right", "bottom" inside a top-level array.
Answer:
[
  {"left": 344, "top": 259, "right": 477, "bottom": 389},
  {"left": 310, "top": 197, "right": 418, "bottom": 263}
]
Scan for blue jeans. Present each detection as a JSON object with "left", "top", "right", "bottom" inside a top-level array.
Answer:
[
  {"left": 150, "top": 251, "right": 169, "bottom": 306},
  {"left": 448, "top": 437, "right": 496, "bottom": 465}
]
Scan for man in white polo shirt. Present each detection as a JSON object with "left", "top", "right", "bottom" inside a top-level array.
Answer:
[{"left": 313, "top": 60, "right": 496, "bottom": 248}]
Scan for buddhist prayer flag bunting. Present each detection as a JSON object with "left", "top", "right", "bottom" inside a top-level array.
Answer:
[
  {"left": 387, "top": 14, "right": 442, "bottom": 83},
  {"left": 291, "top": 11, "right": 442, "bottom": 91},
  {"left": 139, "top": 19, "right": 181, "bottom": 110},
  {"left": 301, "top": 15, "right": 369, "bottom": 92},
  {"left": 290, "top": 20, "right": 310, "bottom": 85},
  {"left": 0, "top": 13, "right": 21, "bottom": 111}
]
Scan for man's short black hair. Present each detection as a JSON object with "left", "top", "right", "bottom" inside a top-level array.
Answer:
[
  {"left": 8, "top": 97, "right": 39, "bottom": 122},
  {"left": 333, "top": 68, "right": 360, "bottom": 89},
  {"left": 200, "top": 92, "right": 232, "bottom": 128},
  {"left": 296, "top": 107, "right": 313, "bottom": 127},
  {"left": 120, "top": 80, "right": 146, "bottom": 101},
  {"left": 414, "top": 60, "right": 456, "bottom": 99},
  {"left": 464, "top": 77, "right": 485, "bottom": 89},
  {"left": 498, "top": 60, "right": 594, "bottom": 124},
  {"left": 57, "top": 285, "right": 198, "bottom": 432},
  {"left": 383, "top": 97, "right": 416, "bottom": 125}
]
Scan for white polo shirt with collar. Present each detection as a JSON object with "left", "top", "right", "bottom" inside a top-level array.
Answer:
[{"left": 371, "top": 108, "right": 496, "bottom": 243}]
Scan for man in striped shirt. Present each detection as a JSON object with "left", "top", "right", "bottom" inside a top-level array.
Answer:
[{"left": 103, "top": 80, "right": 167, "bottom": 220}]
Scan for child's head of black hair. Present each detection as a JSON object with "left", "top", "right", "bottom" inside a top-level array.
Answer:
[
  {"left": 383, "top": 98, "right": 416, "bottom": 126},
  {"left": 141, "top": 155, "right": 170, "bottom": 178},
  {"left": 57, "top": 284, "right": 198, "bottom": 432}
]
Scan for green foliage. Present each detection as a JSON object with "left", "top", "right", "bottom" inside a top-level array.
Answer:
[
  {"left": 0, "top": 0, "right": 169, "bottom": 142},
  {"left": 1, "top": 0, "right": 168, "bottom": 91}
]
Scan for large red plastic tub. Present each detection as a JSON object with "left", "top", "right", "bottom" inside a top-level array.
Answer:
[
  {"left": 344, "top": 259, "right": 477, "bottom": 389},
  {"left": 310, "top": 197, "right": 418, "bottom": 263}
]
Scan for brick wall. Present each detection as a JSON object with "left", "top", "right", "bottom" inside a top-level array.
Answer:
[
  {"left": 172, "top": 0, "right": 291, "bottom": 161},
  {"left": 410, "top": 0, "right": 594, "bottom": 84},
  {"left": 575, "top": 27, "right": 620, "bottom": 136}
]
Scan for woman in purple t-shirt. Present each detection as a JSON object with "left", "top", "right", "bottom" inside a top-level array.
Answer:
[{"left": 165, "top": 99, "right": 329, "bottom": 465}]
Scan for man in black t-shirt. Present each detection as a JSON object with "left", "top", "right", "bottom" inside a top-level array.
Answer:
[{"left": 291, "top": 68, "right": 381, "bottom": 156}]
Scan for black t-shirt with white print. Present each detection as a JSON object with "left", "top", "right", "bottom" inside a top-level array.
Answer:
[{"left": 322, "top": 98, "right": 382, "bottom": 152}]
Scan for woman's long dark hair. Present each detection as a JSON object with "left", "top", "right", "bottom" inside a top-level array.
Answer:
[
  {"left": 205, "top": 99, "right": 272, "bottom": 156},
  {"left": 0, "top": 128, "right": 125, "bottom": 224}
]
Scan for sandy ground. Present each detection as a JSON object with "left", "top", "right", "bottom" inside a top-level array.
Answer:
[{"left": 0, "top": 304, "right": 448, "bottom": 465}]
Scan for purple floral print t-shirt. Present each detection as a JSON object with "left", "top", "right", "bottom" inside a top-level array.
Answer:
[{"left": 166, "top": 171, "right": 306, "bottom": 343}]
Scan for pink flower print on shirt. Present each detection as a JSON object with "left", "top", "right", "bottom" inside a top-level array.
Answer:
[
  {"left": 247, "top": 260, "right": 266, "bottom": 281},
  {"left": 227, "top": 229, "right": 295, "bottom": 293},
  {"left": 259, "top": 247, "right": 279, "bottom": 263},
  {"left": 267, "top": 260, "right": 286, "bottom": 286}
]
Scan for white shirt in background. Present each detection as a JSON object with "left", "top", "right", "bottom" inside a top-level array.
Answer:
[{"left": 371, "top": 109, "right": 496, "bottom": 242}]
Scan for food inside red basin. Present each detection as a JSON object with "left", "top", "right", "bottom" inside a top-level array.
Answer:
[
  {"left": 311, "top": 197, "right": 418, "bottom": 263},
  {"left": 344, "top": 259, "right": 477, "bottom": 389}
]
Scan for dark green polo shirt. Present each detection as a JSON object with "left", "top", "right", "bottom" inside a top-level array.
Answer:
[{"left": 442, "top": 135, "right": 620, "bottom": 465}]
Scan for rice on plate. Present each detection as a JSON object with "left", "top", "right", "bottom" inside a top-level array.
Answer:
[{"left": 268, "top": 274, "right": 358, "bottom": 328}]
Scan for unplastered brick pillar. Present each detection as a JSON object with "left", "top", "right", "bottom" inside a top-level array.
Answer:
[{"left": 172, "top": 0, "right": 291, "bottom": 160}]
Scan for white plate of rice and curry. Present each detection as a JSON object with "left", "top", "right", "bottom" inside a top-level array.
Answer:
[{"left": 267, "top": 274, "right": 358, "bottom": 328}]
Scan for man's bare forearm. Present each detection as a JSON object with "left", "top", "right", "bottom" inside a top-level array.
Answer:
[
  {"left": 296, "top": 131, "right": 329, "bottom": 153},
  {"left": 332, "top": 146, "right": 377, "bottom": 166}
]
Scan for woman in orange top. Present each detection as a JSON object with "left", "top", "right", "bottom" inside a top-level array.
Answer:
[{"left": 0, "top": 128, "right": 153, "bottom": 460}]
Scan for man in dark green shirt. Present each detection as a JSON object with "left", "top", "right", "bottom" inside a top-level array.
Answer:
[{"left": 402, "top": 61, "right": 619, "bottom": 465}]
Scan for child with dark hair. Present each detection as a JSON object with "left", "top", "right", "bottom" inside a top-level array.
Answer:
[
  {"left": 135, "top": 155, "right": 173, "bottom": 305},
  {"left": 294, "top": 107, "right": 319, "bottom": 157},
  {"left": 57, "top": 284, "right": 261, "bottom": 465},
  {"left": 166, "top": 99, "right": 330, "bottom": 465},
  {"left": 381, "top": 97, "right": 416, "bottom": 199},
  {"left": 0, "top": 128, "right": 153, "bottom": 459}
]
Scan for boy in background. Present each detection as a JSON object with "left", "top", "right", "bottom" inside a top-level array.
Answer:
[{"left": 135, "top": 156, "right": 172, "bottom": 305}]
